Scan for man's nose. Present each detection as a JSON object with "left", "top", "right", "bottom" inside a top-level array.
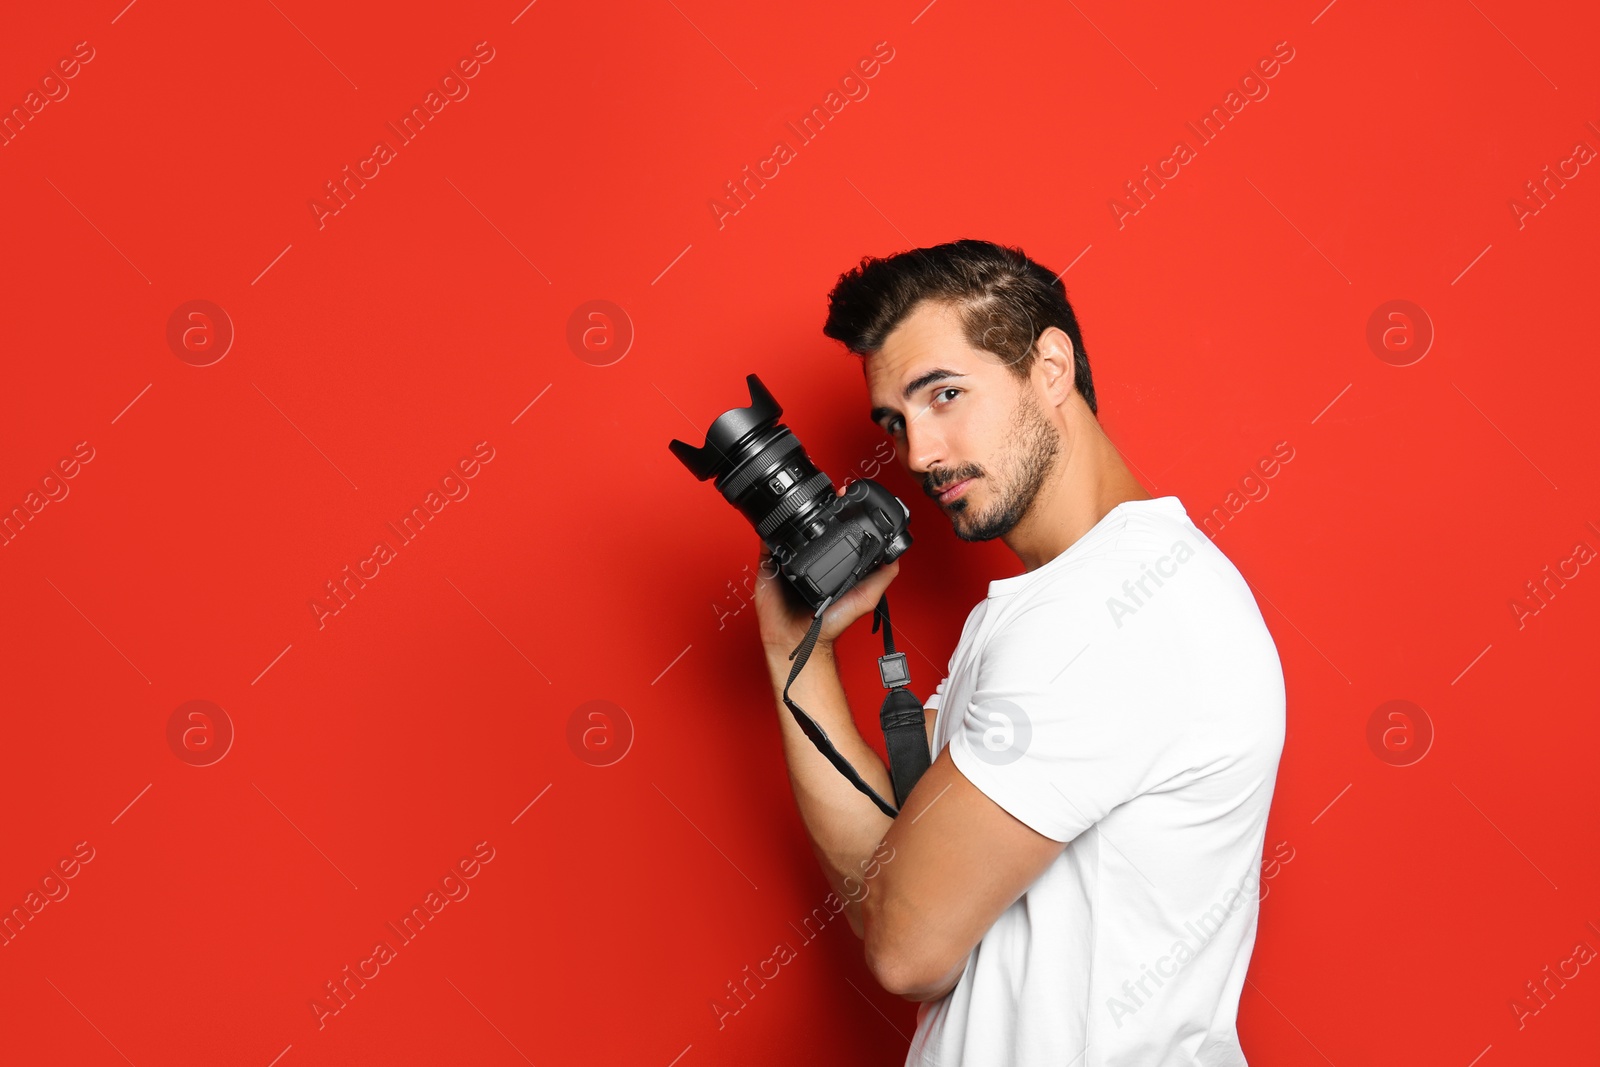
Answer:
[{"left": 903, "top": 416, "right": 944, "bottom": 477}]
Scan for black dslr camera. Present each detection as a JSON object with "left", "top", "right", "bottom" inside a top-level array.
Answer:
[
  {"left": 668, "top": 374, "right": 912, "bottom": 613},
  {"left": 672, "top": 375, "right": 928, "bottom": 819},
  {"left": 669, "top": 374, "right": 929, "bottom": 817}
]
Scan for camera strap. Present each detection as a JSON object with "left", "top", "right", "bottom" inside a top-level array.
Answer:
[
  {"left": 870, "top": 594, "right": 934, "bottom": 812},
  {"left": 778, "top": 545, "right": 932, "bottom": 819}
]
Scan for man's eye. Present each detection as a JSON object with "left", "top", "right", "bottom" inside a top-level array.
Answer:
[{"left": 886, "top": 389, "right": 959, "bottom": 434}]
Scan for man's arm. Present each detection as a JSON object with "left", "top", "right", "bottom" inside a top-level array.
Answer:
[
  {"left": 764, "top": 640, "right": 894, "bottom": 940},
  {"left": 751, "top": 532, "right": 1065, "bottom": 1001},
  {"left": 860, "top": 748, "right": 1068, "bottom": 999},
  {"left": 765, "top": 641, "right": 1068, "bottom": 1004}
]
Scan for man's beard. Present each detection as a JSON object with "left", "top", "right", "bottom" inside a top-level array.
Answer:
[{"left": 944, "top": 389, "right": 1061, "bottom": 543}]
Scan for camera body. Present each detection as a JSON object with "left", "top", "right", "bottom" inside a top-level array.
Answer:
[{"left": 669, "top": 374, "right": 912, "bottom": 613}]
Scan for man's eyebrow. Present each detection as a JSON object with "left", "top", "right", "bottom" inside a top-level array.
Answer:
[{"left": 868, "top": 368, "right": 967, "bottom": 426}]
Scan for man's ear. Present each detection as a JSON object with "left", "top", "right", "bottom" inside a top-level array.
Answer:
[{"left": 1034, "top": 327, "right": 1076, "bottom": 403}]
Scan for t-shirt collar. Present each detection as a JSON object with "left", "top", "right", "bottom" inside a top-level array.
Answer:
[{"left": 985, "top": 495, "right": 1185, "bottom": 599}]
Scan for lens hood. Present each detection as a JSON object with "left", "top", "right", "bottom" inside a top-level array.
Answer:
[{"left": 667, "top": 374, "right": 782, "bottom": 482}]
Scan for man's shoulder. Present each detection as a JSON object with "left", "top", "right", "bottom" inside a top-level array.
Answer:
[
  {"left": 1103, "top": 502, "right": 1255, "bottom": 600},
  {"left": 999, "top": 506, "right": 1259, "bottom": 641}
]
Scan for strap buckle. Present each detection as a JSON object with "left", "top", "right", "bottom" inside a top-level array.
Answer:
[{"left": 877, "top": 651, "right": 909, "bottom": 689}]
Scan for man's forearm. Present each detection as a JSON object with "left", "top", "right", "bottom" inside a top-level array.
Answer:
[{"left": 766, "top": 641, "right": 894, "bottom": 937}]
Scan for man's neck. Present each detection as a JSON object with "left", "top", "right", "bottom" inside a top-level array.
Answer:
[{"left": 1003, "top": 419, "right": 1151, "bottom": 572}]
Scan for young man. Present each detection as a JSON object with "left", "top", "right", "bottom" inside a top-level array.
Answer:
[{"left": 752, "top": 239, "right": 1286, "bottom": 1065}]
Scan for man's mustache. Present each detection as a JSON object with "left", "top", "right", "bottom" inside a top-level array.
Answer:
[{"left": 925, "top": 471, "right": 980, "bottom": 496}]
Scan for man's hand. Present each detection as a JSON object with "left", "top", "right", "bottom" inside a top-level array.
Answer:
[{"left": 752, "top": 484, "right": 902, "bottom": 658}]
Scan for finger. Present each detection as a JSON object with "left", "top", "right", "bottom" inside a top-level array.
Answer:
[
  {"left": 840, "top": 562, "right": 897, "bottom": 614},
  {"left": 756, "top": 541, "right": 781, "bottom": 583},
  {"left": 859, "top": 560, "right": 900, "bottom": 598}
]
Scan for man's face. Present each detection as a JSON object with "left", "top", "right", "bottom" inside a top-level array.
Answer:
[{"left": 864, "top": 300, "right": 1062, "bottom": 542}]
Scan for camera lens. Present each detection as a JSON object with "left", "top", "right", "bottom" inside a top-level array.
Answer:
[
  {"left": 716, "top": 424, "right": 836, "bottom": 544},
  {"left": 666, "top": 376, "right": 840, "bottom": 562},
  {"left": 669, "top": 374, "right": 911, "bottom": 610}
]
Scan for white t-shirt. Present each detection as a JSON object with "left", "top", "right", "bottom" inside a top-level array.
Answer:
[{"left": 905, "top": 495, "right": 1285, "bottom": 1067}]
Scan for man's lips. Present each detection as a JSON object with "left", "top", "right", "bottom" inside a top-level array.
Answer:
[{"left": 935, "top": 478, "right": 973, "bottom": 503}]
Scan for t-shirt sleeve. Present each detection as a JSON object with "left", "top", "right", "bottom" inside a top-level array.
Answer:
[
  {"left": 923, "top": 675, "right": 949, "bottom": 712},
  {"left": 947, "top": 608, "right": 1156, "bottom": 844}
]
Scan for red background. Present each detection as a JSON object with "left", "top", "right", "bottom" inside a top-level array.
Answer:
[{"left": 2, "top": 1, "right": 1597, "bottom": 1064}]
